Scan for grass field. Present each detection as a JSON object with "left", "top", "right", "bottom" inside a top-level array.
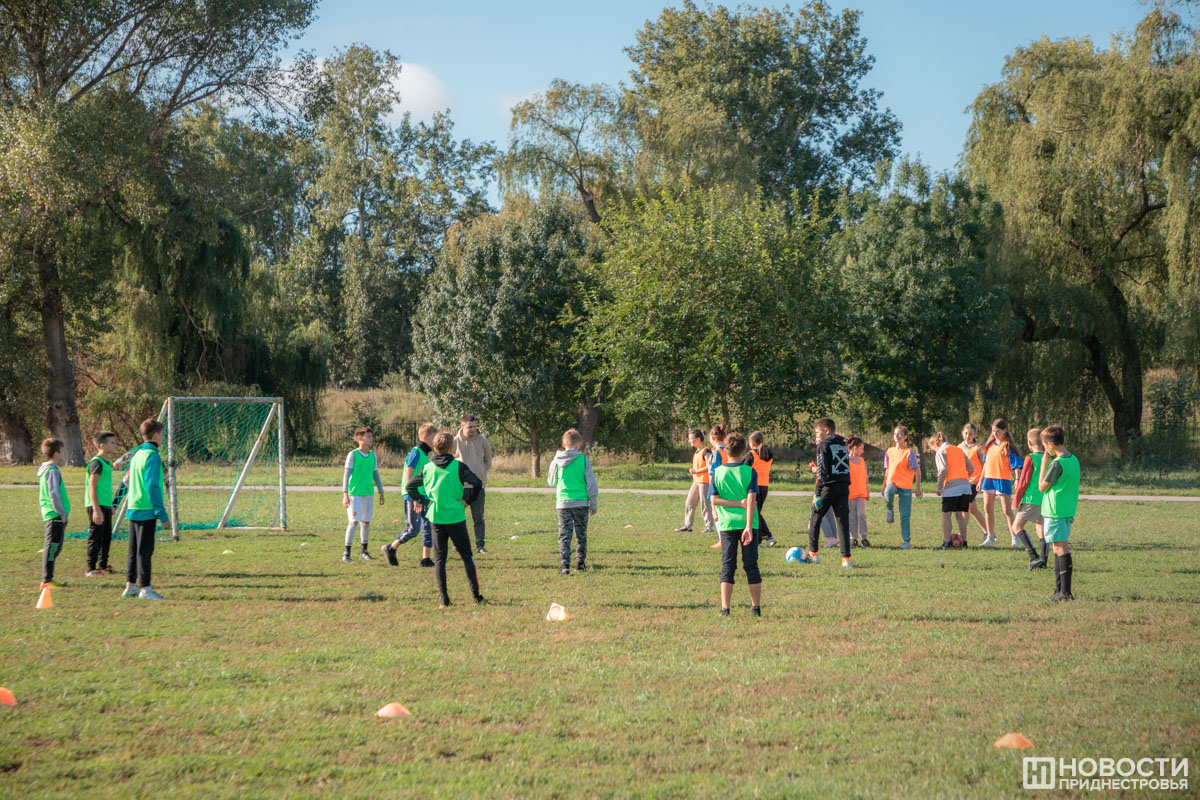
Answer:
[{"left": 1, "top": 487, "right": 1198, "bottom": 798}]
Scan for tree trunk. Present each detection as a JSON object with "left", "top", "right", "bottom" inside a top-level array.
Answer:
[
  {"left": 38, "top": 249, "right": 85, "bottom": 465},
  {"left": 1089, "top": 277, "right": 1144, "bottom": 460},
  {"left": 576, "top": 399, "right": 601, "bottom": 446},
  {"left": 529, "top": 423, "right": 541, "bottom": 478},
  {"left": 0, "top": 410, "right": 34, "bottom": 464}
]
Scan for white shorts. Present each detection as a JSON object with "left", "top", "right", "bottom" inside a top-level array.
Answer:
[{"left": 346, "top": 495, "right": 374, "bottom": 523}]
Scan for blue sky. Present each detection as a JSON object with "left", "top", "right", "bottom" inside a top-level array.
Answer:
[{"left": 288, "top": 0, "right": 1147, "bottom": 174}]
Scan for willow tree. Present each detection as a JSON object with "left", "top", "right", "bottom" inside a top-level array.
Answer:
[
  {"left": 0, "top": 0, "right": 315, "bottom": 462},
  {"left": 964, "top": 6, "right": 1200, "bottom": 459}
]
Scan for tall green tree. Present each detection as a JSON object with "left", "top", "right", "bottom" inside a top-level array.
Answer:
[
  {"left": 833, "top": 160, "right": 1009, "bottom": 442},
  {"left": 411, "top": 195, "right": 594, "bottom": 477},
  {"left": 0, "top": 0, "right": 316, "bottom": 463},
  {"left": 964, "top": 5, "right": 1200, "bottom": 458},
  {"left": 584, "top": 186, "right": 836, "bottom": 433},
  {"left": 626, "top": 0, "right": 900, "bottom": 208},
  {"left": 284, "top": 45, "right": 494, "bottom": 386}
]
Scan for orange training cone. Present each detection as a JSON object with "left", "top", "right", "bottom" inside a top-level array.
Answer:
[
  {"left": 994, "top": 733, "right": 1034, "bottom": 749},
  {"left": 376, "top": 702, "right": 411, "bottom": 719},
  {"left": 36, "top": 584, "right": 53, "bottom": 610},
  {"left": 0, "top": 687, "right": 15, "bottom": 706}
]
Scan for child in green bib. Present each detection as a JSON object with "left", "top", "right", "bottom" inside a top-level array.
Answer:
[
  {"left": 406, "top": 432, "right": 484, "bottom": 606},
  {"left": 341, "top": 426, "right": 384, "bottom": 562},
  {"left": 85, "top": 430, "right": 122, "bottom": 576},
  {"left": 546, "top": 429, "right": 598, "bottom": 574},
  {"left": 708, "top": 432, "right": 762, "bottom": 616},
  {"left": 1038, "top": 424, "right": 1080, "bottom": 601},
  {"left": 37, "top": 437, "right": 70, "bottom": 587}
]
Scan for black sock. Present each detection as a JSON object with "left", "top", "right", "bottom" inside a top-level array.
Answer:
[
  {"left": 1054, "top": 554, "right": 1063, "bottom": 595},
  {"left": 1040, "top": 539, "right": 1048, "bottom": 561},
  {"left": 1017, "top": 531, "right": 1037, "bottom": 557},
  {"left": 1063, "top": 553, "right": 1073, "bottom": 596},
  {"left": 361, "top": 542, "right": 368, "bottom": 552}
]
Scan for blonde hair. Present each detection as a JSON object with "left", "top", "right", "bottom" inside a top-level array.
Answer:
[
  {"left": 418, "top": 422, "right": 437, "bottom": 439},
  {"left": 432, "top": 432, "right": 455, "bottom": 453},
  {"left": 1026, "top": 427, "right": 1043, "bottom": 450},
  {"left": 562, "top": 428, "right": 583, "bottom": 449}
]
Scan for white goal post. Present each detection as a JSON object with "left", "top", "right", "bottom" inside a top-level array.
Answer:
[{"left": 112, "top": 397, "right": 287, "bottom": 541}]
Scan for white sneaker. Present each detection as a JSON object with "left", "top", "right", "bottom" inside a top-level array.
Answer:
[
  {"left": 1011, "top": 535, "right": 1021, "bottom": 548},
  {"left": 899, "top": 541, "right": 912, "bottom": 550},
  {"left": 138, "top": 587, "right": 167, "bottom": 600},
  {"left": 121, "top": 583, "right": 138, "bottom": 598},
  {"left": 979, "top": 536, "right": 997, "bottom": 547}
]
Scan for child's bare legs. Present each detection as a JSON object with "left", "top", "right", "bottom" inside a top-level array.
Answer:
[
  {"left": 748, "top": 582, "right": 761, "bottom": 607},
  {"left": 1000, "top": 495, "right": 1017, "bottom": 544},
  {"left": 968, "top": 497, "right": 987, "bottom": 534},
  {"left": 982, "top": 492, "right": 996, "bottom": 543},
  {"left": 720, "top": 582, "right": 734, "bottom": 610},
  {"left": 956, "top": 511, "right": 968, "bottom": 538},
  {"left": 941, "top": 512, "right": 953, "bottom": 542}
]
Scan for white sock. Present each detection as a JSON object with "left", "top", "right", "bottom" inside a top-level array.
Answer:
[
  {"left": 344, "top": 522, "right": 356, "bottom": 547},
  {"left": 359, "top": 523, "right": 369, "bottom": 545}
]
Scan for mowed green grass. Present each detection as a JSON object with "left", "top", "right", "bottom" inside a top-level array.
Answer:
[{"left": 1, "top": 488, "right": 1198, "bottom": 799}]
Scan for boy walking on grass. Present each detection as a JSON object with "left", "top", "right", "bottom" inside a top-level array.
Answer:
[
  {"left": 383, "top": 422, "right": 436, "bottom": 568},
  {"left": 453, "top": 414, "right": 492, "bottom": 554},
  {"left": 37, "top": 438, "right": 70, "bottom": 588},
  {"left": 709, "top": 432, "right": 762, "bottom": 616},
  {"left": 1038, "top": 425, "right": 1079, "bottom": 601},
  {"left": 677, "top": 429, "right": 714, "bottom": 533},
  {"left": 85, "top": 431, "right": 121, "bottom": 576},
  {"left": 123, "top": 419, "right": 169, "bottom": 600},
  {"left": 547, "top": 429, "right": 598, "bottom": 575},
  {"left": 407, "top": 433, "right": 484, "bottom": 607},
  {"left": 1013, "top": 428, "right": 1049, "bottom": 569},
  {"left": 805, "top": 418, "right": 853, "bottom": 567},
  {"left": 341, "top": 427, "right": 383, "bottom": 562}
]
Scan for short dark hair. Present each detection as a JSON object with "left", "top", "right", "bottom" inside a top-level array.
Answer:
[
  {"left": 688, "top": 428, "right": 703, "bottom": 442},
  {"left": 1041, "top": 425, "right": 1065, "bottom": 446},
  {"left": 354, "top": 426, "right": 372, "bottom": 440},
  {"left": 93, "top": 430, "right": 116, "bottom": 448},
  {"left": 433, "top": 432, "right": 455, "bottom": 453},
  {"left": 41, "top": 438, "right": 64, "bottom": 459},
  {"left": 140, "top": 419, "right": 164, "bottom": 440},
  {"left": 815, "top": 417, "right": 836, "bottom": 433},
  {"left": 461, "top": 414, "right": 477, "bottom": 424},
  {"left": 725, "top": 432, "right": 747, "bottom": 459}
]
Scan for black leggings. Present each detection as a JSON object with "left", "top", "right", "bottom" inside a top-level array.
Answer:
[
  {"left": 42, "top": 518, "right": 64, "bottom": 582},
  {"left": 808, "top": 484, "right": 851, "bottom": 558},
  {"left": 432, "top": 521, "right": 480, "bottom": 603},
  {"left": 755, "top": 489, "right": 772, "bottom": 538},
  {"left": 86, "top": 505, "right": 113, "bottom": 570},
  {"left": 719, "top": 528, "right": 761, "bottom": 584},
  {"left": 127, "top": 519, "right": 157, "bottom": 588}
]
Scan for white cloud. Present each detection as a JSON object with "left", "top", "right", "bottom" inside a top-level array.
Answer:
[{"left": 392, "top": 62, "right": 453, "bottom": 122}]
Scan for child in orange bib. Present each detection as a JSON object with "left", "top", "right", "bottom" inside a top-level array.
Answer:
[
  {"left": 977, "top": 418, "right": 1022, "bottom": 547},
  {"left": 882, "top": 425, "right": 922, "bottom": 548}
]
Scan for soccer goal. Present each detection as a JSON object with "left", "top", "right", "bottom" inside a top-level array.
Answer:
[{"left": 112, "top": 397, "right": 287, "bottom": 541}]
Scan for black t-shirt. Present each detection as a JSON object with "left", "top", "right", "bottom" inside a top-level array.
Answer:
[{"left": 87, "top": 459, "right": 104, "bottom": 476}]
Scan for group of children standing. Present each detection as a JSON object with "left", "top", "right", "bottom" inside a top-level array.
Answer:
[{"left": 35, "top": 418, "right": 171, "bottom": 601}]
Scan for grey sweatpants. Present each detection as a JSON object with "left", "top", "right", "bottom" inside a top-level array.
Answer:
[
  {"left": 848, "top": 497, "right": 868, "bottom": 540},
  {"left": 557, "top": 507, "right": 589, "bottom": 567}
]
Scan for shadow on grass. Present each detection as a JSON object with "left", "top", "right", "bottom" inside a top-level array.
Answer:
[
  {"left": 607, "top": 600, "right": 713, "bottom": 610},
  {"left": 203, "top": 571, "right": 329, "bottom": 579}
]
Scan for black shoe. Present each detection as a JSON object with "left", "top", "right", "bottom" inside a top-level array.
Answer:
[
  {"left": 575, "top": 563, "right": 587, "bottom": 572},
  {"left": 933, "top": 542, "right": 951, "bottom": 550},
  {"left": 439, "top": 597, "right": 451, "bottom": 607},
  {"left": 560, "top": 567, "right": 570, "bottom": 575},
  {"left": 342, "top": 551, "right": 351, "bottom": 563},
  {"left": 1028, "top": 556, "right": 1047, "bottom": 570},
  {"left": 474, "top": 595, "right": 486, "bottom": 604},
  {"left": 720, "top": 608, "right": 730, "bottom": 616},
  {"left": 381, "top": 544, "right": 399, "bottom": 566},
  {"left": 751, "top": 606, "right": 761, "bottom": 617},
  {"left": 419, "top": 558, "right": 434, "bottom": 568},
  {"left": 477, "top": 546, "right": 488, "bottom": 555},
  {"left": 860, "top": 538, "right": 872, "bottom": 548}
]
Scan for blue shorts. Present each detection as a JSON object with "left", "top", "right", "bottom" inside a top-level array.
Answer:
[
  {"left": 980, "top": 478, "right": 1013, "bottom": 496},
  {"left": 1044, "top": 517, "right": 1073, "bottom": 543}
]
